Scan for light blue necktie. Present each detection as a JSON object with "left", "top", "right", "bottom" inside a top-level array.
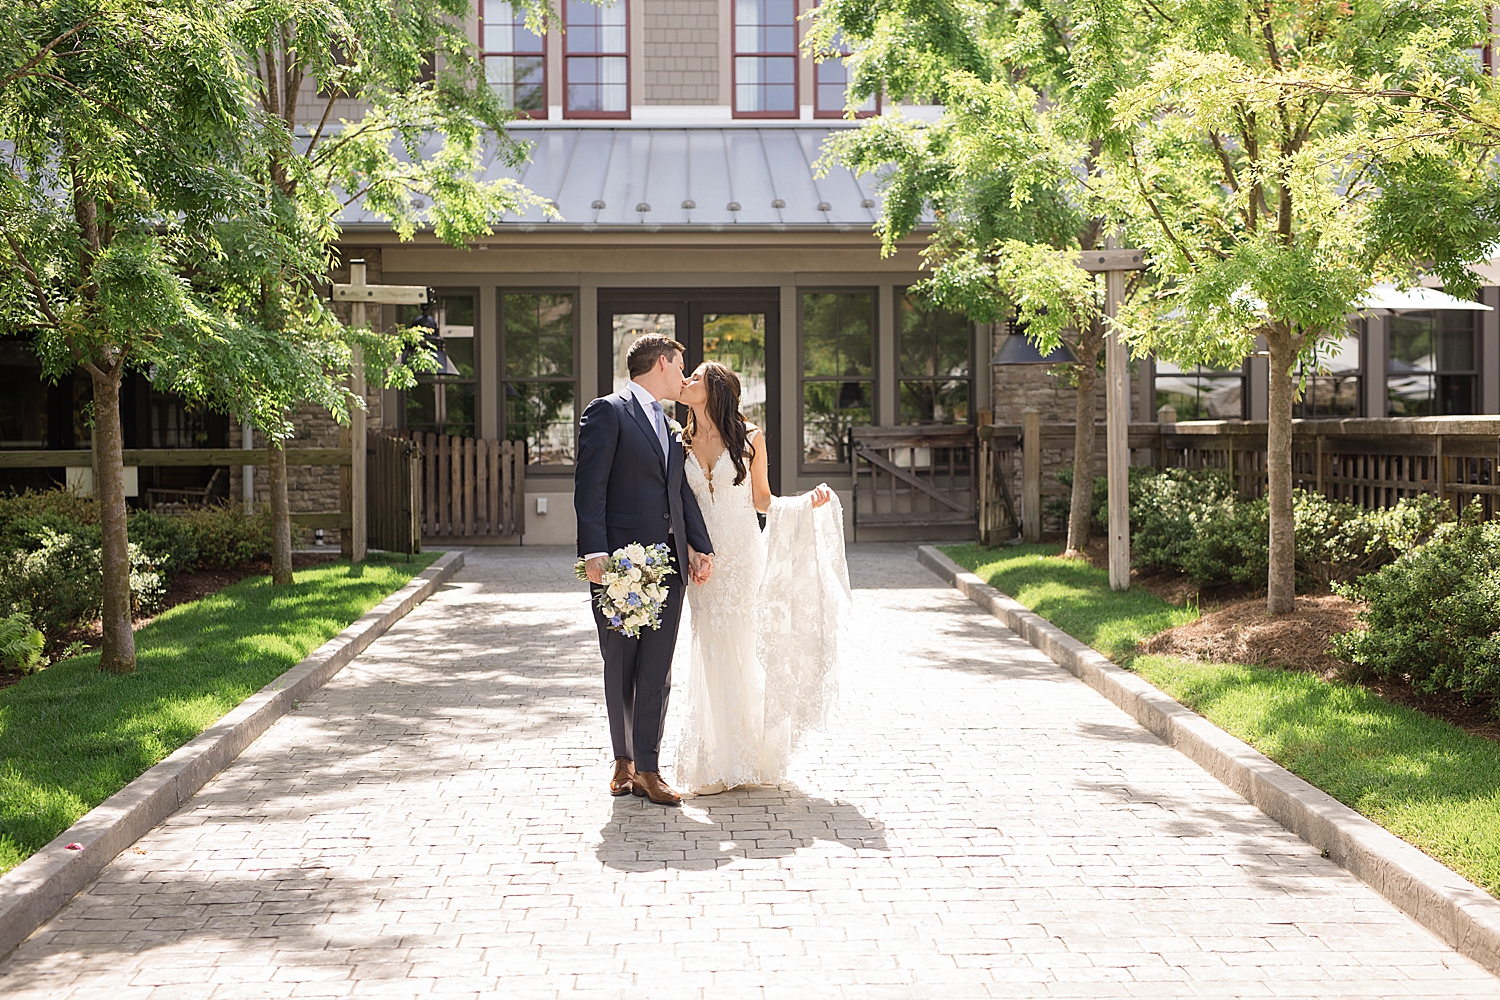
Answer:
[{"left": 648, "top": 399, "right": 669, "bottom": 460}]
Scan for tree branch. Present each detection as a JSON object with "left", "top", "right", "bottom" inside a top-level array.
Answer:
[{"left": 0, "top": 18, "right": 90, "bottom": 90}]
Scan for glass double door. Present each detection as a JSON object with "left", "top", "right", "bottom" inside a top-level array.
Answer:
[{"left": 599, "top": 289, "right": 781, "bottom": 493}]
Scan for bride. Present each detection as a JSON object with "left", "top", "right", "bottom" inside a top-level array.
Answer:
[{"left": 674, "top": 361, "right": 851, "bottom": 795}]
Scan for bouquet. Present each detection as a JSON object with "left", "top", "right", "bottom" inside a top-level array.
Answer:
[{"left": 575, "top": 542, "right": 675, "bottom": 638}]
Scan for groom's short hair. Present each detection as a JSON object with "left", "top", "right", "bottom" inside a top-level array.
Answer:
[{"left": 626, "top": 334, "right": 685, "bottom": 378}]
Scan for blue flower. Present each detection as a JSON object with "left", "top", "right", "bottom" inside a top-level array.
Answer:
[
  {"left": 619, "top": 557, "right": 633, "bottom": 571},
  {"left": 609, "top": 615, "right": 622, "bottom": 626},
  {"left": 626, "top": 592, "right": 641, "bottom": 607}
]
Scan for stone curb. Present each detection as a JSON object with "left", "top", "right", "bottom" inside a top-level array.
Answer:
[
  {"left": 0, "top": 549, "right": 466, "bottom": 958},
  {"left": 917, "top": 544, "right": 1500, "bottom": 977}
]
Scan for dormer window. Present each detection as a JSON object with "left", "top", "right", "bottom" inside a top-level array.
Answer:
[
  {"left": 481, "top": 0, "right": 546, "bottom": 117},
  {"left": 734, "top": 0, "right": 797, "bottom": 117},
  {"left": 564, "top": 0, "right": 629, "bottom": 118}
]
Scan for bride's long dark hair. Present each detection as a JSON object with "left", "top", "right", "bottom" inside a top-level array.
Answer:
[{"left": 683, "top": 361, "right": 755, "bottom": 486}]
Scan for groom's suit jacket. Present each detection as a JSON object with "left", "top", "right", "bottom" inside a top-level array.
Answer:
[{"left": 574, "top": 389, "right": 713, "bottom": 576}]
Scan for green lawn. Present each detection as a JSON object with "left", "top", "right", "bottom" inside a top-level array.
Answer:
[
  {"left": 942, "top": 543, "right": 1500, "bottom": 898},
  {"left": 0, "top": 552, "right": 437, "bottom": 874}
]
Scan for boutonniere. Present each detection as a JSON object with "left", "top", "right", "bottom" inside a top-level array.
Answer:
[{"left": 667, "top": 417, "right": 683, "bottom": 436}]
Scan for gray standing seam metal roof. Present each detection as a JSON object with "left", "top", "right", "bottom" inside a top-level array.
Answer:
[{"left": 341, "top": 125, "right": 899, "bottom": 230}]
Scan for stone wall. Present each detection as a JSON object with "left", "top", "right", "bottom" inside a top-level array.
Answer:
[
  {"left": 225, "top": 248, "right": 387, "bottom": 549},
  {"left": 988, "top": 327, "right": 1109, "bottom": 532},
  {"left": 642, "top": 0, "right": 719, "bottom": 104}
]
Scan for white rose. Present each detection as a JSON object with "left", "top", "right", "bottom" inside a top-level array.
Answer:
[
  {"left": 607, "top": 580, "right": 631, "bottom": 602},
  {"left": 628, "top": 567, "right": 642, "bottom": 583}
]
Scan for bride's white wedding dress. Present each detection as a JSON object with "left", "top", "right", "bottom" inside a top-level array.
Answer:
[{"left": 674, "top": 430, "right": 851, "bottom": 793}]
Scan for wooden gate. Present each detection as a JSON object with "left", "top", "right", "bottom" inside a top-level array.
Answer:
[
  {"left": 368, "top": 435, "right": 422, "bottom": 555},
  {"left": 849, "top": 425, "right": 977, "bottom": 539},
  {"left": 410, "top": 432, "right": 525, "bottom": 541}
]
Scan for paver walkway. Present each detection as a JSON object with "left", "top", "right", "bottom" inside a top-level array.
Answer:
[{"left": 2, "top": 545, "right": 1497, "bottom": 999}]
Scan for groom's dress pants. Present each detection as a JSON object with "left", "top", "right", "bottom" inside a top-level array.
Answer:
[{"left": 591, "top": 567, "right": 686, "bottom": 773}]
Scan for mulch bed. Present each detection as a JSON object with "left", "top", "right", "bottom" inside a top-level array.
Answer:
[
  {"left": 0, "top": 552, "right": 340, "bottom": 691},
  {"left": 1072, "top": 538, "right": 1500, "bottom": 745}
]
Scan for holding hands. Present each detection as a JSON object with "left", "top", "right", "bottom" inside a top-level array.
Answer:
[{"left": 688, "top": 547, "right": 713, "bottom": 585}]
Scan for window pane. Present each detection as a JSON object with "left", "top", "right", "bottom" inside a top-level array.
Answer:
[
  {"left": 1388, "top": 373, "right": 1434, "bottom": 416},
  {"left": 407, "top": 382, "right": 475, "bottom": 436},
  {"left": 1388, "top": 313, "right": 1436, "bottom": 372},
  {"left": 1155, "top": 374, "right": 1244, "bottom": 420},
  {"left": 506, "top": 381, "right": 577, "bottom": 464},
  {"left": 802, "top": 292, "right": 873, "bottom": 376},
  {"left": 899, "top": 294, "right": 969, "bottom": 377},
  {"left": 444, "top": 339, "right": 475, "bottom": 380},
  {"left": 484, "top": 0, "right": 544, "bottom": 52},
  {"left": 900, "top": 379, "right": 968, "bottom": 425},
  {"left": 1439, "top": 312, "right": 1476, "bottom": 371},
  {"left": 0, "top": 340, "right": 48, "bottom": 448},
  {"left": 803, "top": 381, "right": 870, "bottom": 465},
  {"left": 503, "top": 292, "right": 574, "bottom": 379},
  {"left": 567, "top": 0, "right": 625, "bottom": 51},
  {"left": 735, "top": 0, "right": 795, "bottom": 51},
  {"left": 1439, "top": 374, "right": 1476, "bottom": 414},
  {"left": 486, "top": 55, "right": 545, "bottom": 111},
  {"left": 735, "top": 56, "right": 796, "bottom": 112},
  {"left": 567, "top": 56, "right": 627, "bottom": 112},
  {"left": 702, "top": 313, "right": 767, "bottom": 429},
  {"left": 1298, "top": 376, "right": 1361, "bottom": 417},
  {"left": 612, "top": 313, "right": 676, "bottom": 394}
]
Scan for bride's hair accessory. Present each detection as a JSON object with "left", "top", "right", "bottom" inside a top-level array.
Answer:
[
  {"left": 683, "top": 361, "right": 754, "bottom": 486},
  {"left": 575, "top": 543, "right": 675, "bottom": 637}
]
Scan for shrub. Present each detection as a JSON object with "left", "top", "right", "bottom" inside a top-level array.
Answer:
[
  {"left": 0, "top": 612, "right": 46, "bottom": 674},
  {"left": 0, "top": 489, "right": 99, "bottom": 529},
  {"left": 127, "top": 510, "right": 198, "bottom": 579},
  {"left": 0, "top": 521, "right": 166, "bottom": 645},
  {"left": 1333, "top": 504, "right": 1500, "bottom": 703},
  {"left": 1294, "top": 491, "right": 1450, "bottom": 588},
  {"left": 1129, "top": 468, "right": 1241, "bottom": 573},
  {"left": 179, "top": 505, "right": 272, "bottom": 569}
]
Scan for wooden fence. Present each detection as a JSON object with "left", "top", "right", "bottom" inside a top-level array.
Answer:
[
  {"left": 973, "top": 416, "right": 1500, "bottom": 542},
  {"left": 849, "top": 425, "right": 976, "bottom": 540},
  {"left": 406, "top": 432, "right": 525, "bottom": 541},
  {"left": 368, "top": 435, "right": 422, "bottom": 555},
  {"left": 1158, "top": 416, "right": 1500, "bottom": 517}
]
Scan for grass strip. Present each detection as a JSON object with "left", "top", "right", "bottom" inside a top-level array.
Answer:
[
  {"left": 0, "top": 552, "right": 437, "bottom": 875},
  {"left": 941, "top": 543, "right": 1500, "bottom": 899}
]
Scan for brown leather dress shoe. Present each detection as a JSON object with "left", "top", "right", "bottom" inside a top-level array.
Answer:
[
  {"left": 609, "top": 757, "right": 636, "bottom": 796},
  {"left": 631, "top": 770, "right": 682, "bottom": 806}
]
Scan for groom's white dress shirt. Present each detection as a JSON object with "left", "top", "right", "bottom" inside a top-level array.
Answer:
[{"left": 583, "top": 380, "right": 670, "bottom": 563}]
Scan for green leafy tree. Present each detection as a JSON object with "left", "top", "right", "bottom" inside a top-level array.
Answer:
[
  {"left": 1096, "top": 0, "right": 1500, "bottom": 613},
  {"left": 0, "top": 0, "right": 262, "bottom": 672},
  {"left": 202, "top": 0, "right": 550, "bottom": 583},
  {"left": 813, "top": 0, "right": 1147, "bottom": 556}
]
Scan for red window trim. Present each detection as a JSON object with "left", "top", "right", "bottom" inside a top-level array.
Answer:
[
  {"left": 732, "top": 0, "right": 799, "bottom": 119},
  {"left": 562, "top": 0, "right": 631, "bottom": 120},
  {"left": 478, "top": 0, "right": 549, "bottom": 120}
]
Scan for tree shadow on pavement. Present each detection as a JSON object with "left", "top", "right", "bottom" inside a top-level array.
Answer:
[{"left": 595, "top": 784, "right": 889, "bottom": 871}]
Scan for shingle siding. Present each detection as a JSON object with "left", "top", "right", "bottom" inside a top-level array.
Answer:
[{"left": 642, "top": 0, "right": 719, "bottom": 104}]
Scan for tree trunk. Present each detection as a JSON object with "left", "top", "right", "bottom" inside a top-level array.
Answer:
[
  {"left": 1063, "top": 327, "right": 1102, "bottom": 558},
  {"left": 1265, "top": 326, "right": 1296, "bottom": 615},
  {"left": 267, "top": 440, "right": 294, "bottom": 585},
  {"left": 91, "top": 366, "right": 136, "bottom": 674}
]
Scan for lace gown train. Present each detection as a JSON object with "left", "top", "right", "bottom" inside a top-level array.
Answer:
[{"left": 673, "top": 432, "right": 849, "bottom": 793}]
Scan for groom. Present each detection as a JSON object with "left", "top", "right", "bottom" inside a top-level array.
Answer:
[{"left": 575, "top": 334, "right": 714, "bottom": 807}]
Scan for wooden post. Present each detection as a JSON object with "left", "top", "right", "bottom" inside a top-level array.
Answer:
[
  {"left": 1022, "top": 408, "right": 1041, "bottom": 544},
  {"left": 1104, "top": 258, "right": 1130, "bottom": 591},
  {"left": 340, "top": 260, "right": 368, "bottom": 562}
]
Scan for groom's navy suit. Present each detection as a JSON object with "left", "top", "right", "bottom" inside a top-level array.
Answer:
[{"left": 575, "top": 387, "right": 713, "bottom": 773}]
